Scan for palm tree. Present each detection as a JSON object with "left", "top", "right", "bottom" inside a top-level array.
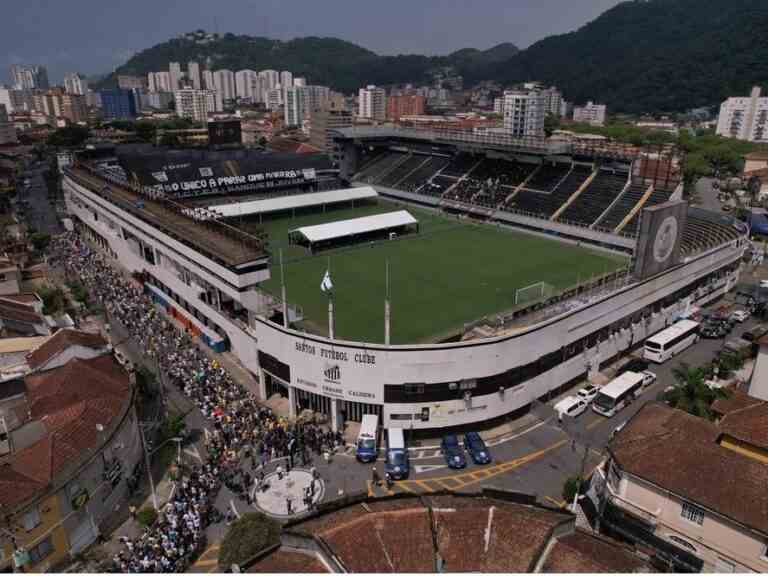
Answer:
[{"left": 664, "top": 362, "right": 729, "bottom": 420}]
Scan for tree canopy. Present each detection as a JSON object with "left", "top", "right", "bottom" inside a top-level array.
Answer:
[{"left": 218, "top": 512, "right": 281, "bottom": 571}]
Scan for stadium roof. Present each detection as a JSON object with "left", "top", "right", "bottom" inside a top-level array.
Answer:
[
  {"left": 210, "top": 187, "right": 378, "bottom": 218},
  {"left": 290, "top": 210, "right": 417, "bottom": 244}
]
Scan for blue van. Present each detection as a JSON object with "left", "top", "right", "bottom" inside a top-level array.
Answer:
[
  {"left": 385, "top": 428, "right": 410, "bottom": 480},
  {"left": 355, "top": 414, "right": 379, "bottom": 463}
]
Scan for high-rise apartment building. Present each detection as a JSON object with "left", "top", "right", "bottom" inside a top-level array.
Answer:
[
  {"left": 147, "top": 72, "right": 172, "bottom": 93},
  {"left": 266, "top": 87, "right": 283, "bottom": 111},
  {"left": 259, "top": 70, "right": 280, "bottom": 101},
  {"left": 0, "top": 88, "right": 33, "bottom": 113},
  {"left": 235, "top": 70, "right": 259, "bottom": 101},
  {"left": 60, "top": 94, "right": 88, "bottom": 123},
  {"left": 573, "top": 101, "right": 607, "bottom": 126},
  {"left": 0, "top": 104, "right": 17, "bottom": 144},
  {"left": 540, "top": 86, "right": 563, "bottom": 117},
  {"left": 280, "top": 71, "right": 293, "bottom": 92},
  {"left": 309, "top": 104, "right": 353, "bottom": 151},
  {"left": 716, "top": 86, "right": 768, "bottom": 142},
  {"left": 174, "top": 89, "right": 219, "bottom": 122},
  {"left": 502, "top": 89, "right": 546, "bottom": 138},
  {"left": 386, "top": 94, "right": 426, "bottom": 122},
  {"left": 294, "top": 77, "right": 307, "bottom": 88},
  {"left": 187, "top": 62, "right": 202, "bottom": 90},
  {"left": 358, "top": 85, "right": 387, "bottom": 121},
  {"left": 169, "top": 62, "right": 183, "bottom": 91},
  {"left": 64, "top": 73, "right": 88, "bottom": 96},
  {"left": 10, "top": 65, "right": 49, "bottom": 90},
  {"left": 100, "top": 88, "right": 137, "bottom": 120},
  {"left": 284, "top": 86, "right": 305, "bottom": 127},
  {"left": 117, "top": 75, "right": 146, "bottom": 90},
  {"left": 202, "top": 70, "right": 214, "bottom": 91},
  {"left": 213, "top": 70, "right": 236, "bottom": 103}
]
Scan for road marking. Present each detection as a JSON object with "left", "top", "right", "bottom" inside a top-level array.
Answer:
[
  {"left": 230, "top": 499, "right": 241, "bottom": 519},
  {"left": 415, "top": 480, "right": 435, "bottom": 492},
  {"left": 194, "top": 559, "right": 218, "bottom": 567},
  {"left": 414, "top": 463, "right": 449, "bottom": 475},
  {"left": 586, "top": 417, "right": 605, "bottom": 430},
  {"left": 367, "top": 480, "right": 374, "bottom": 497}
]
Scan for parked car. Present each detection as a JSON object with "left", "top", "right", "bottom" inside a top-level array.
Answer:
[
  {"left": 554, "top": 396, "right": 588, "bottom": 421},
  {"left": 441, "top": 434, "right": 467, "bottom": 469},
  {"left": 730, "top": 309, "right": 750, "bottom": 323},
  {"left": 641, "top": 370, "right": 657, "bottom": 387},
  {"left": 701, "top": 323, "right": 727, "bottom": 339},
  {"left": 577, "top": 384, "right": 600, "bottom": 404},
  {"left": 742, "top": 324, "right": 768, "bottom": 342},
  {"left": 464, "top": 432, "right": 492, "bottom": 465}
]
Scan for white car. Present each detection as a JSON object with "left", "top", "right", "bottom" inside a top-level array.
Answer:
[
  {"left": 730, "top": 310, "right": 750, "bottom": 323},
  {"left": 641, "top": 370, "right": 657, "bottom": 387},
  {"left": 760, "top": 280, "right": 768, "bottom": 289},
  {"left": 577, "top": 384, "right": 600, "bottom": 404},
  {"left": 554, "top": 396, "right": 588, "bottom": 420}
]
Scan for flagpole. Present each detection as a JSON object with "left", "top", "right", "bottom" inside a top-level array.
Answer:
[
  {"left": 327, "top": 256, "right": 335, "bottom": 340},
  {"left": 384, "top": 258, "right": 391, "bottom": 345},
  {"left": 280, "top": 248, "right": 288, "bottom": 328}
]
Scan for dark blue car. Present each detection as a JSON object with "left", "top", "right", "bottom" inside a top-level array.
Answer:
[
  {"left": 441, "top": 434, "right": 467, "bottom": 469},
  {"left": 464, "top": 432, "right": 492, "bottom": 465}
]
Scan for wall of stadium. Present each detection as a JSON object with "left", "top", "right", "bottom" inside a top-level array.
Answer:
[{"left": 64, "top": 172, "right": 746, "bottom": 431}]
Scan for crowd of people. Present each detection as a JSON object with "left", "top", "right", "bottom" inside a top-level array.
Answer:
[{"left": 47, "top": 232, "right": 341, "bottom": 572}]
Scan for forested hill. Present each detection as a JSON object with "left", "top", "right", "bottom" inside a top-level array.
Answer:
[
  {"left": 101, "top": 31, "right": 518, "bottom": 93},
  {"left": 475, "top": 0, "right": 768, "bottom": 114}
]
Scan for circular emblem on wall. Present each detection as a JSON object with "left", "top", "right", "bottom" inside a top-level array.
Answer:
[{"left": 653, "top": 216, "right": 678, "bottom": 263}]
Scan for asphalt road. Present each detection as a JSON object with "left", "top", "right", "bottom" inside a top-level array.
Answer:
[{"left": 17, "top": 161, "right": 61, "bottom": 235}]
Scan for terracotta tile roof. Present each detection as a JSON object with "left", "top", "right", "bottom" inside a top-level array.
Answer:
[
  {"left": 0, "top": 293, "right": 37, "bottom": 305},
  {"left": 0, "top": 355, "right": 130, "bottom": 508},
  {"left": 26, "top": 328, "right": 108, "bottom": 370},
  {"left": 719, "top": 401, "right": 768, "bottom": 452},
  {"left": 746, "top": 152, "right": 768, "bottom": 161},
  {"left": 247, "top": 549, "right": 328, "bottom": 573},
  {"left": 712, "top": 388, "right": 763, "bottom": 417},
  {"left": 0, "top": 298, "right": 44, "bottom": 325},
  {"left": 543, "top": 530, "right": 650, "bottom": 573},
  {"left": 610, "top": 402, "right": 768, "bottom": 534}
]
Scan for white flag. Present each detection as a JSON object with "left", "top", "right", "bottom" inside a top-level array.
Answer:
[{"left": 320, "top": 269, "right": 333, "bottom": 293}]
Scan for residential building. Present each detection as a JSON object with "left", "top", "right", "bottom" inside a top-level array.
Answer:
[
  {"left": 0, "top": 254, "right": 20, "bottom": 293},
  {"left": 386, "top": 94, "right": 425, "bottom": 122},
  {"left": 235, "top": 69, "right": 259, "bottom": 101},
  {"left": 169, "top": 62, "right": 182, "bottom": 91},
  {"left": 187, "top": 61, "right": 201, "bottom": 90},
  {"left": 63, "top": 73, "right": 88, "bottom": 96},
  {"left": 148, "top": 71, "right": 172, "bottom": 93},
  {"left": 591, "top": 402, "right": 768, "bottom": 572},
  {"left": 266, "top": 87, "right": 283, "bottom": 111},
  {"left": 144, "top": 91, "right": 174, "bottom": 110},
  {"left": 280, "top": 71, "right": 293, "bottom": 93},
  {"left": 202, "top": 69, "right": 214, "bottom": 91},
  {"left": 493, "top": 97, "right": 504, "bottom": 115},
  {"left": 303, "top": 85, "right": 330, "bottom": 112},
  {"left": 99, "top": 88, "right": 137, "bottom": 120},
  {"left": 293, "top": 77, "right": 307, "bottom": 88},
  {"left": 0, "top": 351, "right": 141, "bottom": 573},
  {"left": 213, "top": 69, "right": 236, "bottom": 103},
  {"left": 502, "top": 89, "right": 546, "bottom": 137},
  {"left": 0, "top": 105, "right": 17, "bottom": 145},
  {"left": 85, "top": 90, "right": 102, "bottom": 109},
  {"left": 358, "top": 85, "right": 386, "bottom": 121},
  {"left": 573, "top": 101, "right": 607, "bottom": 126},
  {"left": 10, "top": 65, "right": 49, "bottom": 90},
  {"left": 716, "top": 86, "right": 768, "bottom": 142},
  {"left": 60, "top": 94, "right": 88, "bottom": 123},
  {"left": 116, "top": 75, "right": 146, "bottom": 90},
  {"left": 175, "top": 89, "right": 218, "bottom": 122},
  {"left": 309, "top": 104, "right": 353, "bottom": 151},
  {"left": 283, "top": 86, "right": 305, "bottom": 127},
  {"left": 259, "top": 70, "right": 280, "bottom": 101},
  {"left": 0, "top": 88, "right": 33, "bottom": 113}
]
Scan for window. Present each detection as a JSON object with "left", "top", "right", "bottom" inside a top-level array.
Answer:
[
  {"left": 21, "top": 506, "right": 41, "bottom": 531},
  {"left": 681, "top": 501, "right": 705, "bottom": 525},
  {"left": 28, "top": 536, "right": 53, "bottom": 564},
  {"left": 404, "top": 384, "right": 424, "bottom": 396}
]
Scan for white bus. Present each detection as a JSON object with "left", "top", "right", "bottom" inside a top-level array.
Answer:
[
  {"left": 592, "top": 371, "right": 646, "bottom": 417},
  {"left": 643, "top": 319, "right": 700, "bottom": 363}
]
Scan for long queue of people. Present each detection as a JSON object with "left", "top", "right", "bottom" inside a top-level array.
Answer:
[{"left": 47, "top": 232, "right": 342, "bottom": 573}]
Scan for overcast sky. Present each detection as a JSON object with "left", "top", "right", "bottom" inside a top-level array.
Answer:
[{"left": 2, "top": 0, "right": 624, "bottom": 83}]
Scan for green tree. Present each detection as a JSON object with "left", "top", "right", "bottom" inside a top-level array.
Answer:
[
  {"left": 219, "top": 513, "right": 281, "bottom": 571},
  {"left": 562, "top": 476, "right": 581, "bottom": 504},
  {"left": 159, "top": 133, "right": 180, "bottom": 148},
  {"left": 663, "top": 362, "right": 729, "bottom": 420},
  {"left": 29, "top": 232, "right": 51, "bottom": 252},
  {"left": 544, "top": 113, "right": 560, "bottom": 137},
  {"left": 37, "top": 284, "right": 67, "bottom": 315},
  {"left": 46, "top": 125, "right": 91, "bottom": 148}
]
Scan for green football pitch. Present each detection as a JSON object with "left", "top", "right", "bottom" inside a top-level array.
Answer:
[{"left": 255, "top": 199, "right": 627, "bottom": 344}]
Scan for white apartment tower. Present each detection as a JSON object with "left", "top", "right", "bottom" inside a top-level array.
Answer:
[
  {"left": 502, "top": 89, "right": 546, "bottom": 138},
  {"left": 202, "top": 70, "right": 214, "bottom": 90},
  {"left": 213, "top": 70, "right": 236, "bottom": 103},
  {"left": 169, "top": 62, "right": 183, "bottom": 91},
  {"left": 174, "top": 89, "right": 219, "bottom": 122},
  {"left": 716, "top": 86, "right": 768, "bottom": 142},
  {"left": 280, "top": 71, "right": 293, "bottom": 91},
  {"left": 284, "top": 86, "right": 305, "bottom": 127},
  {"left": 358, "top": 85, "right": 387, "bottom": 121},
  {"left": 235, "top": 70, "right": 259, "bottom": 101},
  {"left": 573, "top": 101, "right": 607, "bottom": 126},
  {"left": 540, "top": 86, "right": 563, "bottom": 117},
  {"left": 10, "top": 65, "right": 49, "bottom": 90},
  {"left": 64, "top": 73, "right": 88, "bottom": 96},
  {"left": 148, "top": 71, "right": 172, "bottom": 93},
  {"left": 259, "top": 70, "right": 280, "bottom": 101},
  {"left": 187, "top": 62, "right": 202, "bottom": 90}
]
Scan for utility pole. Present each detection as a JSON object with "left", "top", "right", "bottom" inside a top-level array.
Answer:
[
  {"left": 139, "top": 424, "right": 159, "bottom": 511},
  {"left": 280, "top": 249, "right": 288, "bottom": 328}
]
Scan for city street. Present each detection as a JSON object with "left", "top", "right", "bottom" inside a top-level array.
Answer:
[{"left": 17, "top": 160, "right": 61, "bottom": 235}]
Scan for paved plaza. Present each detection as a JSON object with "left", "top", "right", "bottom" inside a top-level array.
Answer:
[{"left": 252, "top": 469, "right": 325, "bottom": 518}]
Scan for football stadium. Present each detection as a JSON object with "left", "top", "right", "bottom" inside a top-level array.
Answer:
[{"left": 62, "top": 127, "right": 748, "bottom": 430}]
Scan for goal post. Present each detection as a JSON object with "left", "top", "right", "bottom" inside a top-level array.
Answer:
[{"left": 514, "top": 281, "right": 555, "bottom": 306}]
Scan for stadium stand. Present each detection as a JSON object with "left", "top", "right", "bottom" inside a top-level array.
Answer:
[
  {"left": 441, "top": 153, "right": 480, "bottom": 178},
  {"left": 595, "top": 182, "right": 648, "bottom": 232},
  {"left": 621, "top": 186, "right": 675, "bottom": 235},
  {"left": 681, "top": 209, "right": 743, "bottom": 255},
  {"left": 506, "top": 164, "right": 592, "bottom": 219},
  {"left": 558, "top": 169, "right": 628, "bottom": 226},
  {"left": 378, "top": 154, "right": 430, "bottom": 188},
  {"left": 522, "top": 162, "right": 572, "bottom": 193},
  {"left": 425, "top": 175, "right": 458, "bottom": 197},
  {"left": 401, "top": 157, "right": 450, "bottom": 193},
  {"left": 356, "top": 152, "right": 406, "bottom": 183}
]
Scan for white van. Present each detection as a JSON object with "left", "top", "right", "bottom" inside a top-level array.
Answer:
[
  {"left": 554, "top": 396, "right": 588, "bottom": 420},
  {"left": 355, "top": 414, "right": 379, "bottom": 462}
]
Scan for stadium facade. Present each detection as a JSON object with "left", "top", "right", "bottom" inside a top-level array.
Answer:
[{"left": 63, "top": 135, "right": 748, "bottom": 432}]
